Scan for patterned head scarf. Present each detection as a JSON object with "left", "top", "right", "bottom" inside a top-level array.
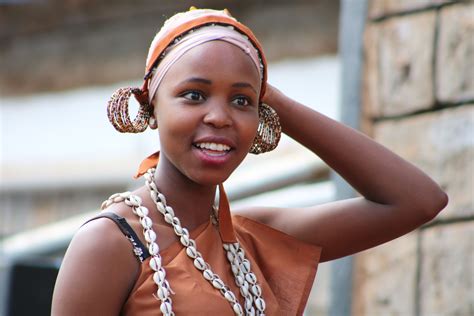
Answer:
[{"left": 135, "top": 7, "right": 268, "bottom": 106}]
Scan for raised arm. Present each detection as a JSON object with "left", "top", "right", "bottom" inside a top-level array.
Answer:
[{"left": 239, "top": 84, "right": 448, "bottom": 262}]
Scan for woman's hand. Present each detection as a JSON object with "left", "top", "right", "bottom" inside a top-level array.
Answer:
[{"left": 239, "top": 83, "right": 448, "bottom": 262}]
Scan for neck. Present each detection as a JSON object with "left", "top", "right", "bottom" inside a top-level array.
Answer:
[{"left": 151, "top": 157, "right": 218, "bottom": 230}]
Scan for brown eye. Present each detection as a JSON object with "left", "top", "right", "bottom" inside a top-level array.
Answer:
[
  {"left": 232, "top": 96, "right": 250, "bottom": 106},
  {"left": 182, "top": 91, "right": 204, "bottom": 101}
]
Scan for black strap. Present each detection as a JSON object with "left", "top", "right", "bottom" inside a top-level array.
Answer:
[{"left": 82, "top": 212, "right": 150, "bottom": 262}]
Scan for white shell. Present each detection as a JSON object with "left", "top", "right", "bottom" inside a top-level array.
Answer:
[
  {"left": 164, "top": 213, "right": 174, "bottom": 224},
  {"left": 140, "top": 216, "right": 153, "bottom": 229},
  {"left": 244, "top": 297, "right": 253, "bottom": 310},
  {"left": 165, "top": 206, "right": 175, "bottom": 217},
  {"left": 180, "top": 234, "right": 190, "bottom": 247},
  {"left": 171, "top": 217, "right": 181, "bottom": 227},
  {"left": 246, "top": 307, "right": 256, "bottom": 316},
  {"left": 148, "top": 242, "right": 160, "bottom": 256},
  {"left": 233, "top": 303, "right": 243, "bottom": 315},
  {"left": 150, "top": 189, "right": 158, "bottom": 203},
  {"left": 231, "top": 264, "right": 239, "bottom": 275},
  {"left": 235, "top": 275, "right": 245, "bottom": 286},
  {"left": 157, "top": 202, "right": 167, "bottom": 214},
  {"left": 113, "top": 196, "right": 124, "bottom": 203},
  {"left": 149, "top": 256, "right": 162, "bottom": 271},
  {"left": 135, "top": 206, "right": 149, "bottom": 217},
  {"left": 144, "top": 229, "right": 156, "bottom": 243},
  {"left": 223, "top": 243, "right": 230, "bottom": 250},
  {"left": 251, "top": 284, "right": 262, "bottom": 296},
  {"left": 119, "top": 192, "right": 131, "bottom": 199},
  {"left": 157, "top": 286, "right": 169, "bottom": 300},
  {"left": 212, "top": 278, "right": 225, "bottom": 290},
  {"left": 224, "top": 290, "right": 237, "bottom": 302},
  {"left": 186, "top": 246, "right": 198, "bottom": 258},
  {"left": 203, "top": 269, "right": 213, "bottom": 281},
  {"left": 127, "top": 195, "right": 142, "bottom": 207},
  {"left": 153, "top": 270, "right": 166, "bottom": 284},
  {"left": 158, "top": 192, "right": 167, "bottom": 204},
  {"left": 237, "top": 249, "right": 245, "bottom": 261},
  {"left": 226, "top": 251, "right": 234, "bottom": 262},
  {"left": 193, "top": 257, "right": 206, "bottom": 270},
  {"left": 245, "top": 272, "right": 257, "bottom": 284},
  {"left": 149, "top": 181, "right": 158, "bottom": 192},
  {"left": 160, "top": 301, "right": 172, "bottom": 315},
  {"left": 173, "top": 224, "right": 183, "bottom": 236},
  {"left": 240, "top": 283, "right": 249, "bottom": 297},
  {"left": 255, "top": 297, "right": 266, "bottom": 311},
  {"left": 241, "top": 259, "right": 251, "bottom": 273}
]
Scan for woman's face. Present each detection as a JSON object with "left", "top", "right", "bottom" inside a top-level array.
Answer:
[{"left": 154, "top": 41, "right": 261, "bottom": 185}]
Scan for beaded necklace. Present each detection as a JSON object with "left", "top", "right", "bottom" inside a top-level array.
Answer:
[{"left": 101, "top": 168, "right": 266, "bottom": 315}]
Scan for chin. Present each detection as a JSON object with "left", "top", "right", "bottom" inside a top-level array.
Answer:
[{"left": 187, "top": 171, "right": 233, "bottom": 186}]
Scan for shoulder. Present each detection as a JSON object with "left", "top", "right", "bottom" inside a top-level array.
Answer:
[
  {"left": 232, "top": 206, "right": 276, "bottom": 225},
  {"left": 52, "top": 207, "right": 140, "bottom": 315}
]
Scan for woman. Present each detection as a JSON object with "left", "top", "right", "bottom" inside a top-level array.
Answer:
[{"left": 52, "top": 7, "right": 448, "bottom": 316}]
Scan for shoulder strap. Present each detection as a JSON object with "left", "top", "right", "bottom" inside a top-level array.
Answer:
[{"left": 82, "top": 212, "right": 150, "bottom": 262}]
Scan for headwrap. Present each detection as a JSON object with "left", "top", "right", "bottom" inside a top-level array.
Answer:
[
  {"left": 133, "top": 7, "right": 268, "bottom": 107},
  {"left": 147, "top": 24, "right": 263, "bottom": 105}
]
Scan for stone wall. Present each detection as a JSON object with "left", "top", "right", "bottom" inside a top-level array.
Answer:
[{"left": 354, "top": 1, "right": 473, "bottom": 315}]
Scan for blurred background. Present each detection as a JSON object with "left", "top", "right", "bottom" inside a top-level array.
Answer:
[{"left": 0, "top": 0, "right": 472, "bottom": 315}]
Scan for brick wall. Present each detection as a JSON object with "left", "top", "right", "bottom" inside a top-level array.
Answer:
[{"left": 354, "top": 1, "right": 473, "bottom": 315}]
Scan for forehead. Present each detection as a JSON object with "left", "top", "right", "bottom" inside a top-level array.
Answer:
[{"left": 160, "top": 41, "right": 261, "bottom": 88}]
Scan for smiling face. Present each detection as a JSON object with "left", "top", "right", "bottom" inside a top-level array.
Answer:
[{"left": 153, "top": 41, "right": 261, "bottom": 186}]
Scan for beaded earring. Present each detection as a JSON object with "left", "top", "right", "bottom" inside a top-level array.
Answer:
[
  {"left": 107, "top": 87, "right": 153, "bottom": 133},
  {"left": 249, "top": 103, "right": 282, "bottom": 154}
]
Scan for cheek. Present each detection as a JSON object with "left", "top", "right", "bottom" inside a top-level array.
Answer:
[{"left": 240, "top": 112, "right": 260, "bottom": 144}]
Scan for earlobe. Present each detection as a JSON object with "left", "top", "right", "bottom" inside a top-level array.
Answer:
[{"left": 149, "top": 116, "right": 158, "bottom": 129}]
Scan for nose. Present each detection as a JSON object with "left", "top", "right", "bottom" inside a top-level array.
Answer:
[{"left": 202, "top": 101, "right": 233, "bottom": 128}]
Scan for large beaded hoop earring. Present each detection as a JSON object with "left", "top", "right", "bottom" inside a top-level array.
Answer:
[
  {"left": 107, "top": 87, "right": 153, "bottom": 133},
  {"left": 249, "top": 103, "right": 282, "bottom": 154}
]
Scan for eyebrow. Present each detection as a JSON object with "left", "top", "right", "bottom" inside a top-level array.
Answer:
[
  {"left": 232, "top": 82, "right": 257, "bottom": 94},
  {"left": 180, "top": 77, "right": 257, "bottom": 94}
]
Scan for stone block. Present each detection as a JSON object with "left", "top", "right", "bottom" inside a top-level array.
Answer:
[
  {"left": 419, "top": 222, "right": 474, "bottom": 315},
  {"left": 369, "top": 0, "right": 454, "bottom": 19},
  {"left": 436, "top": 3, "right": 474, "bottom": 103},
  {"left": 352, "top": 231, "right": 418, "bottom": 315},
  {"left": 362, "top": 23, "right": 381, "bottom": 123},
  {"left": 373, "top": 105, "right": 474, "bottom": 219},
  {"left": 376, "top": 12, "right": 436, "bottom": 116}
]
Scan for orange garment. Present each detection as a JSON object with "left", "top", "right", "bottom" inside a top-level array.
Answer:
[{"left": 121, "top": 215, "right": 322, "bottom": 315}]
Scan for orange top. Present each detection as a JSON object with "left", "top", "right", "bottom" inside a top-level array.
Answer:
[{"left": 121, "top": 215, "right": 322, "bottom": 315}]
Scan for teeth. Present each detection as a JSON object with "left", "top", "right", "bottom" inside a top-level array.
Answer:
[{"left": 195, "top": 142, "right": 231, "bottom": 151}]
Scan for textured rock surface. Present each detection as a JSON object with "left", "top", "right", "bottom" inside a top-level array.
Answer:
[
  {"left": 362, "top": 24, "right": 381, "bottom": 122},
  {"left": 352, "top": 232, "right": 418, "bottom": 316},
  {"left": 419, "top": 223, "right": 474, "bottom": 316},
  {"left": 376, "top": 12, "right": 436, "bottom": 116},
  {"left": 369, "top": 0, "right": 453, "bottom": 18},
  {"left": 374, "top": 105, "right": 474, "bottom": 219},
  {"left": 436, "top": 3, "right": 474, "bottom": 102}
]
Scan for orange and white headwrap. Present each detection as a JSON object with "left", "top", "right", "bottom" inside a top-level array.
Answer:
[
  {"left": 138, "top": 7, "right": 268, "bottom": 106},
  {"left": 147, "top": 25, "right": 263, "bottom": 105}
]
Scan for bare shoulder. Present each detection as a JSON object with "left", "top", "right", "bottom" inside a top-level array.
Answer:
[{"left": 52, "top": 208, "right": 140, "bottom": 315}]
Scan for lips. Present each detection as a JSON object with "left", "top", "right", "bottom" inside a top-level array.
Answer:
[{"left": 192, "top": 137, "right": 235, "bottom": 162}]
